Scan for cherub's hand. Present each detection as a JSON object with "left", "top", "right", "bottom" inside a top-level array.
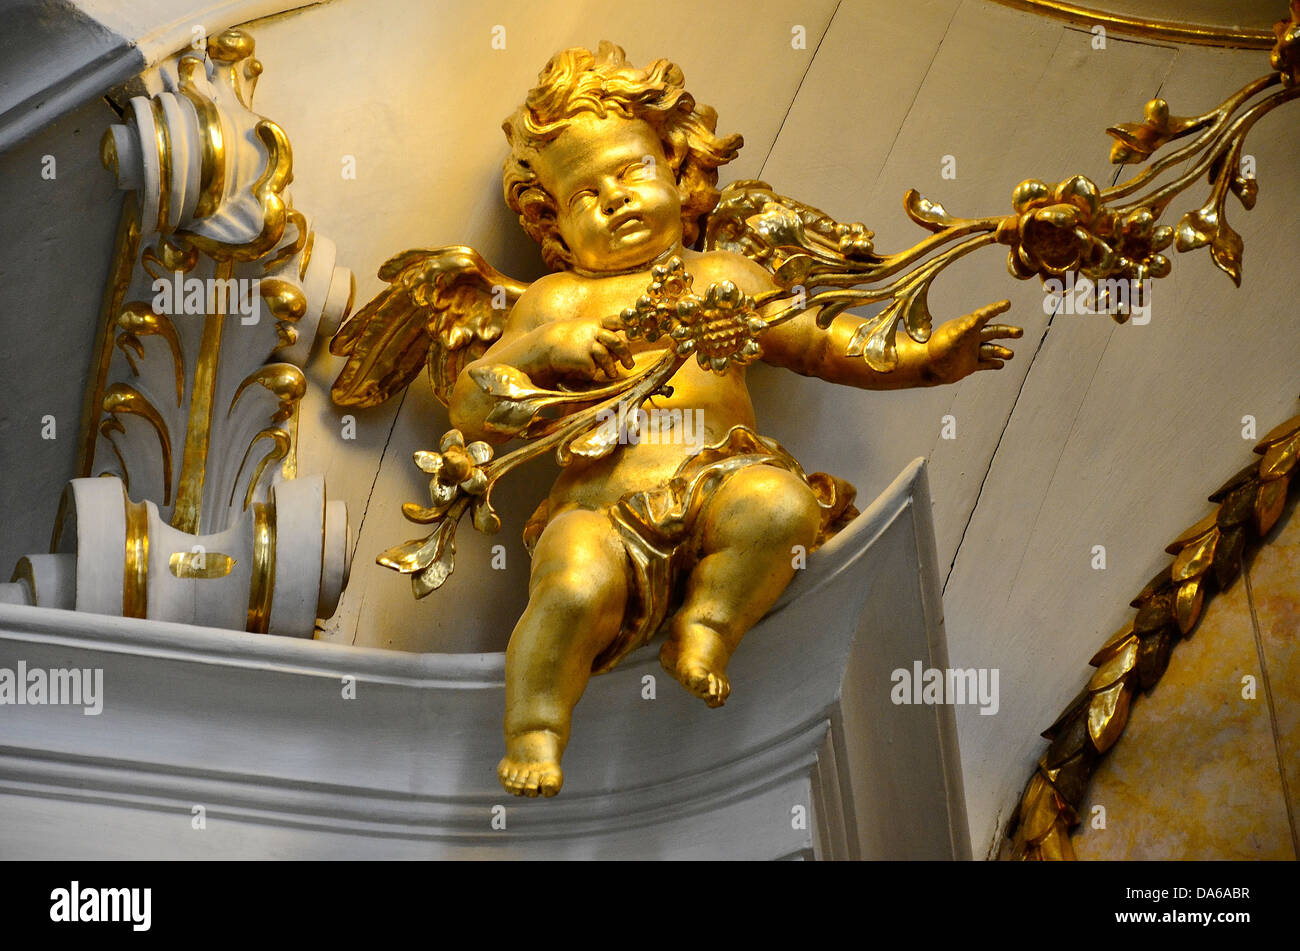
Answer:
[
  {"left": 922, "top": 299, "right": 1022, "bottom": 384},
  {"left": 535, "top": 315, "right": 636, "bottom": 382}
]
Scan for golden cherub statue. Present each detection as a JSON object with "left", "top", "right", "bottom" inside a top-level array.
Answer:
[{"left": 330, "top": 42, "right": 1022, "bottom": 798}]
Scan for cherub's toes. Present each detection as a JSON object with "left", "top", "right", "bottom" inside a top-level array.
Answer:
[
  {"left": 706, "top": 673, "right": 731, "bottom": 708},
  {"left": 498, "top": 761, "right": 526, "bottom": 796},
  {"left": 539, "top": 771, "right": 562, "bottom": 797}
]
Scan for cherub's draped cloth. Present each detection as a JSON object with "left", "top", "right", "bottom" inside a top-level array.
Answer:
[{"left": 523, "top": 425, "right": 858, "bottom": 673}]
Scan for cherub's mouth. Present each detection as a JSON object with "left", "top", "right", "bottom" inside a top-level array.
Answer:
[{"left": 610, "top": 212, "right": 644, "bottom": 233}]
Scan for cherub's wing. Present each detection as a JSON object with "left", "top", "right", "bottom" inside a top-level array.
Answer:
[
  {"left": 330, "top": 246, "right": 529, "bottom": 408},
  {"left": 703, "top": 179, "right": 947, "bottom": 371},
  {"left": 704, "top": 179, "right": 884, "bottom": 282}
]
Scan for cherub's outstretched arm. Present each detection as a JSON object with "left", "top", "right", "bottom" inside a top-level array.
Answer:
[
  {"left": 761, "top": 297, "right": 1020, "bottom": 389},
  {"left": 725, "top": 252, "right": 1022, "bottom": 389}
]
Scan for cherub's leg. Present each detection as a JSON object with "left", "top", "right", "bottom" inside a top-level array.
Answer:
[
  {"left": 499, "top": 508, "right": 628, "bottom": 797},
  {"left": 661, "top": 467, "right": 821, "bottom": 707}
]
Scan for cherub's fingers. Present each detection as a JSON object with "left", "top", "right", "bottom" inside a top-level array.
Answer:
[
  {"left": 980, "top": 343, "right": 1015, "bottom": 361},
  {"left": 970, "top": 299, "right": 1013, "bottom": 328},
  {"left": 598, "top": 330, "right": 635, "bottom": 369},
  {"left": 979, "top": 323, "right": 1023, "bottom": 341},
  {"left": 600, "top": 313, "right": 626, "bottom": 332},
  {"left": 590, "top": 343, "right": 618, "bottom": 380},
  {"left": 976, "top": 358, "right": 1005, "bottom": 371}
]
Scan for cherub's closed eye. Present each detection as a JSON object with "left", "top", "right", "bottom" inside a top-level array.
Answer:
[{"left": 620, "top": 159, "right": 656, "bottom": 181}]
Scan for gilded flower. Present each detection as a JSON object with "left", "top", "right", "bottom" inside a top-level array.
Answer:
[
  {"left": 1104, "top": 98, "right": 1199, "bottom": 164},
  {"left": 669, "top": 280, "right": 766, "bottom": 373},
  {"left": 620, "top": 257, "right": 694, "bottom": 342},
  {"left": 1108, "top": 207, "right": 1174, "bottom": 284},
  {"left": 413, "top": 429, "right": 493, "bottom": 507},
  {"left": 997, "top": 175, "right": 1114, "bottom": 279},
  {"left": 834, "top": 220, "right": 877, "bottom": 259}
]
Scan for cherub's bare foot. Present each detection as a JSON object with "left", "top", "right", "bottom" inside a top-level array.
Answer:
[
  {"left": 497, "top": 729, "right": 564, "bottom": 797},
  {"left": 660, "top": 627, "right": 732, "bottom": 708}
]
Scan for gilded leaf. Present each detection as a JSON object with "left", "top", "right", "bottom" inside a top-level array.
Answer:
[
  {"left": 902, "top": 189, "right": 956, "bottom": 233},
  {"left": 1212, "top": 525, "right": 1246, "bottom": 588},
  {"left": 471, "top": 497, "right": 501, "bottom": 535},
  {"left": 1133, "top": 591, "right": 1175, "bottom": 635},
  {"left": 470, "top": 363, "right": 546, "bottom": 400},
  {"left": 1050, "top": 752, "right": 1093, "bottom": 808},
  {"left": 1171, "top": 527, "right": 1219, "bottom": 581},
  {"left": 1046, "top": 705, "right": 1089, "bottom": 768},
  {"left": 1218, "top": 483, "right": 1257, "bottom": 528},
  {"left": 1175, "top": 578, "right": 1204, "bottom": 634},
  {"left": 1131, "top": 567, "right": 1173, "bottom": 607},
  {"left": 1087, "top": 680, "right": 1132, "bottom": 753},
  {"left": 568, "top": 430, "right": 621, "bottom": 461},
  {"left": 1230, "top": 175, "right": 1259, "bottom": 209},
  {"left": 412, "top": 524, "right": 458, "bottom": 598},
  {"left": 1037, "top": 822, "right": 1075, "bottom": 861},
  {"left": 1041, "top": 690, "right": 1089, "bottom": 740},
  {"left": 1164, "top": 510, "right": 1218, "bottom": 553},
  {"left": 1089, "top": 621, "right": 1136, "bottom": 667},
  {"left": 1260, "top": 431, "right": 1299, "bottom": 480},
  {"left": 1209, "top": 217, "right": 1243, "bottom": 286},
  {"left": 483, "top": 396, "right": 557, "bottom": 438},
  {"left": 1174, "top": 206, "right": 1217, "bottom": 252},
  {"left": 773, "top": 254, "right": 814, "bottom": 288},
  {"left": 747, "top": 203, "right": 807, "bottom": 250},
  {"left": 1256, "top": 474, "right": 1289, "bottom": 535},
  {"left": 377, "top": 513, "right": 461, "bottom": 598},
  {"left": 375, "top": 536, "right": 428, "bottom": 573},
  {"left": 1088, "top": 635, "right": 1137, "bottom": 691},
  {"left": 1254, "top": 413, "right": 1300, "bottom": 452},
  {"left": 844, "top": 304, "right": 900, "bottom": 372},
  {"left": 1209, "top": 462, "right": 1260, "bottom": 502},
  {"left": 899, "top": 277, "right": 937, "bottom": 345},
  {"left": 1020, "top": 774, "right": 1063, "bottom": 844},
  {"left": 1136, "top": 629, "right": 1173, "bottom": 689}
]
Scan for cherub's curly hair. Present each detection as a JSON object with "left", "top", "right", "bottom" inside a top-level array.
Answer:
[{"left": 503, "top": 41, "right": 743, "bottom": 271}]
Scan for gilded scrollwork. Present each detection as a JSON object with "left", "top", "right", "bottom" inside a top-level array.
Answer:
[{"left": 88, "top": 29, "right": 350, "bottom": 533}]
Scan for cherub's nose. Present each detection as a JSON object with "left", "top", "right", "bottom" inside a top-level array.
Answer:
[{"left": 600, "top": 181, "right": 632, "bottom": 216}]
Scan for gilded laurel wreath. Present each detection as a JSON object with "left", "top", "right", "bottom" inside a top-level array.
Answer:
[{"left": 1008, "top": 411, "right": 1299, "bottom": 860}]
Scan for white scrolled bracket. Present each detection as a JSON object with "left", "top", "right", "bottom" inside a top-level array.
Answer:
[
  {"left": 4, "top": 29, "right": 353, "bottom": 637},
  {"left": 100, "top": 34, "right": 355, "bottom": 353}
]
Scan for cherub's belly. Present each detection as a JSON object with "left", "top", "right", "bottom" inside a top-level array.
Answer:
[
  {"left": 544, "top": 345, "right": 755, "bottom": 508},
  {"left": 549, "top": 442, "right": 692, "bottom": 510},
  {"left": 548, "top": 380, "right": 757, "bottom": 512}
]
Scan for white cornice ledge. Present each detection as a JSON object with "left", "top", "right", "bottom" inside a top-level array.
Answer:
[
  {"left": 0, "top": 459, "right": 970, "bottom": 859},
  {"left": 0, "top": 0, "right": 324, "bottom": 153}
]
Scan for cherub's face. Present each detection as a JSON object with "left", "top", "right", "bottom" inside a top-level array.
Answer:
[{"left": 533, "top": 114, "right": 683, "bottom": 273}]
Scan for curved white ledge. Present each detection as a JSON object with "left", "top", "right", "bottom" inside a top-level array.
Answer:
[{"left": 0, "top": 459, "right": 969, "bottom": 859}]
